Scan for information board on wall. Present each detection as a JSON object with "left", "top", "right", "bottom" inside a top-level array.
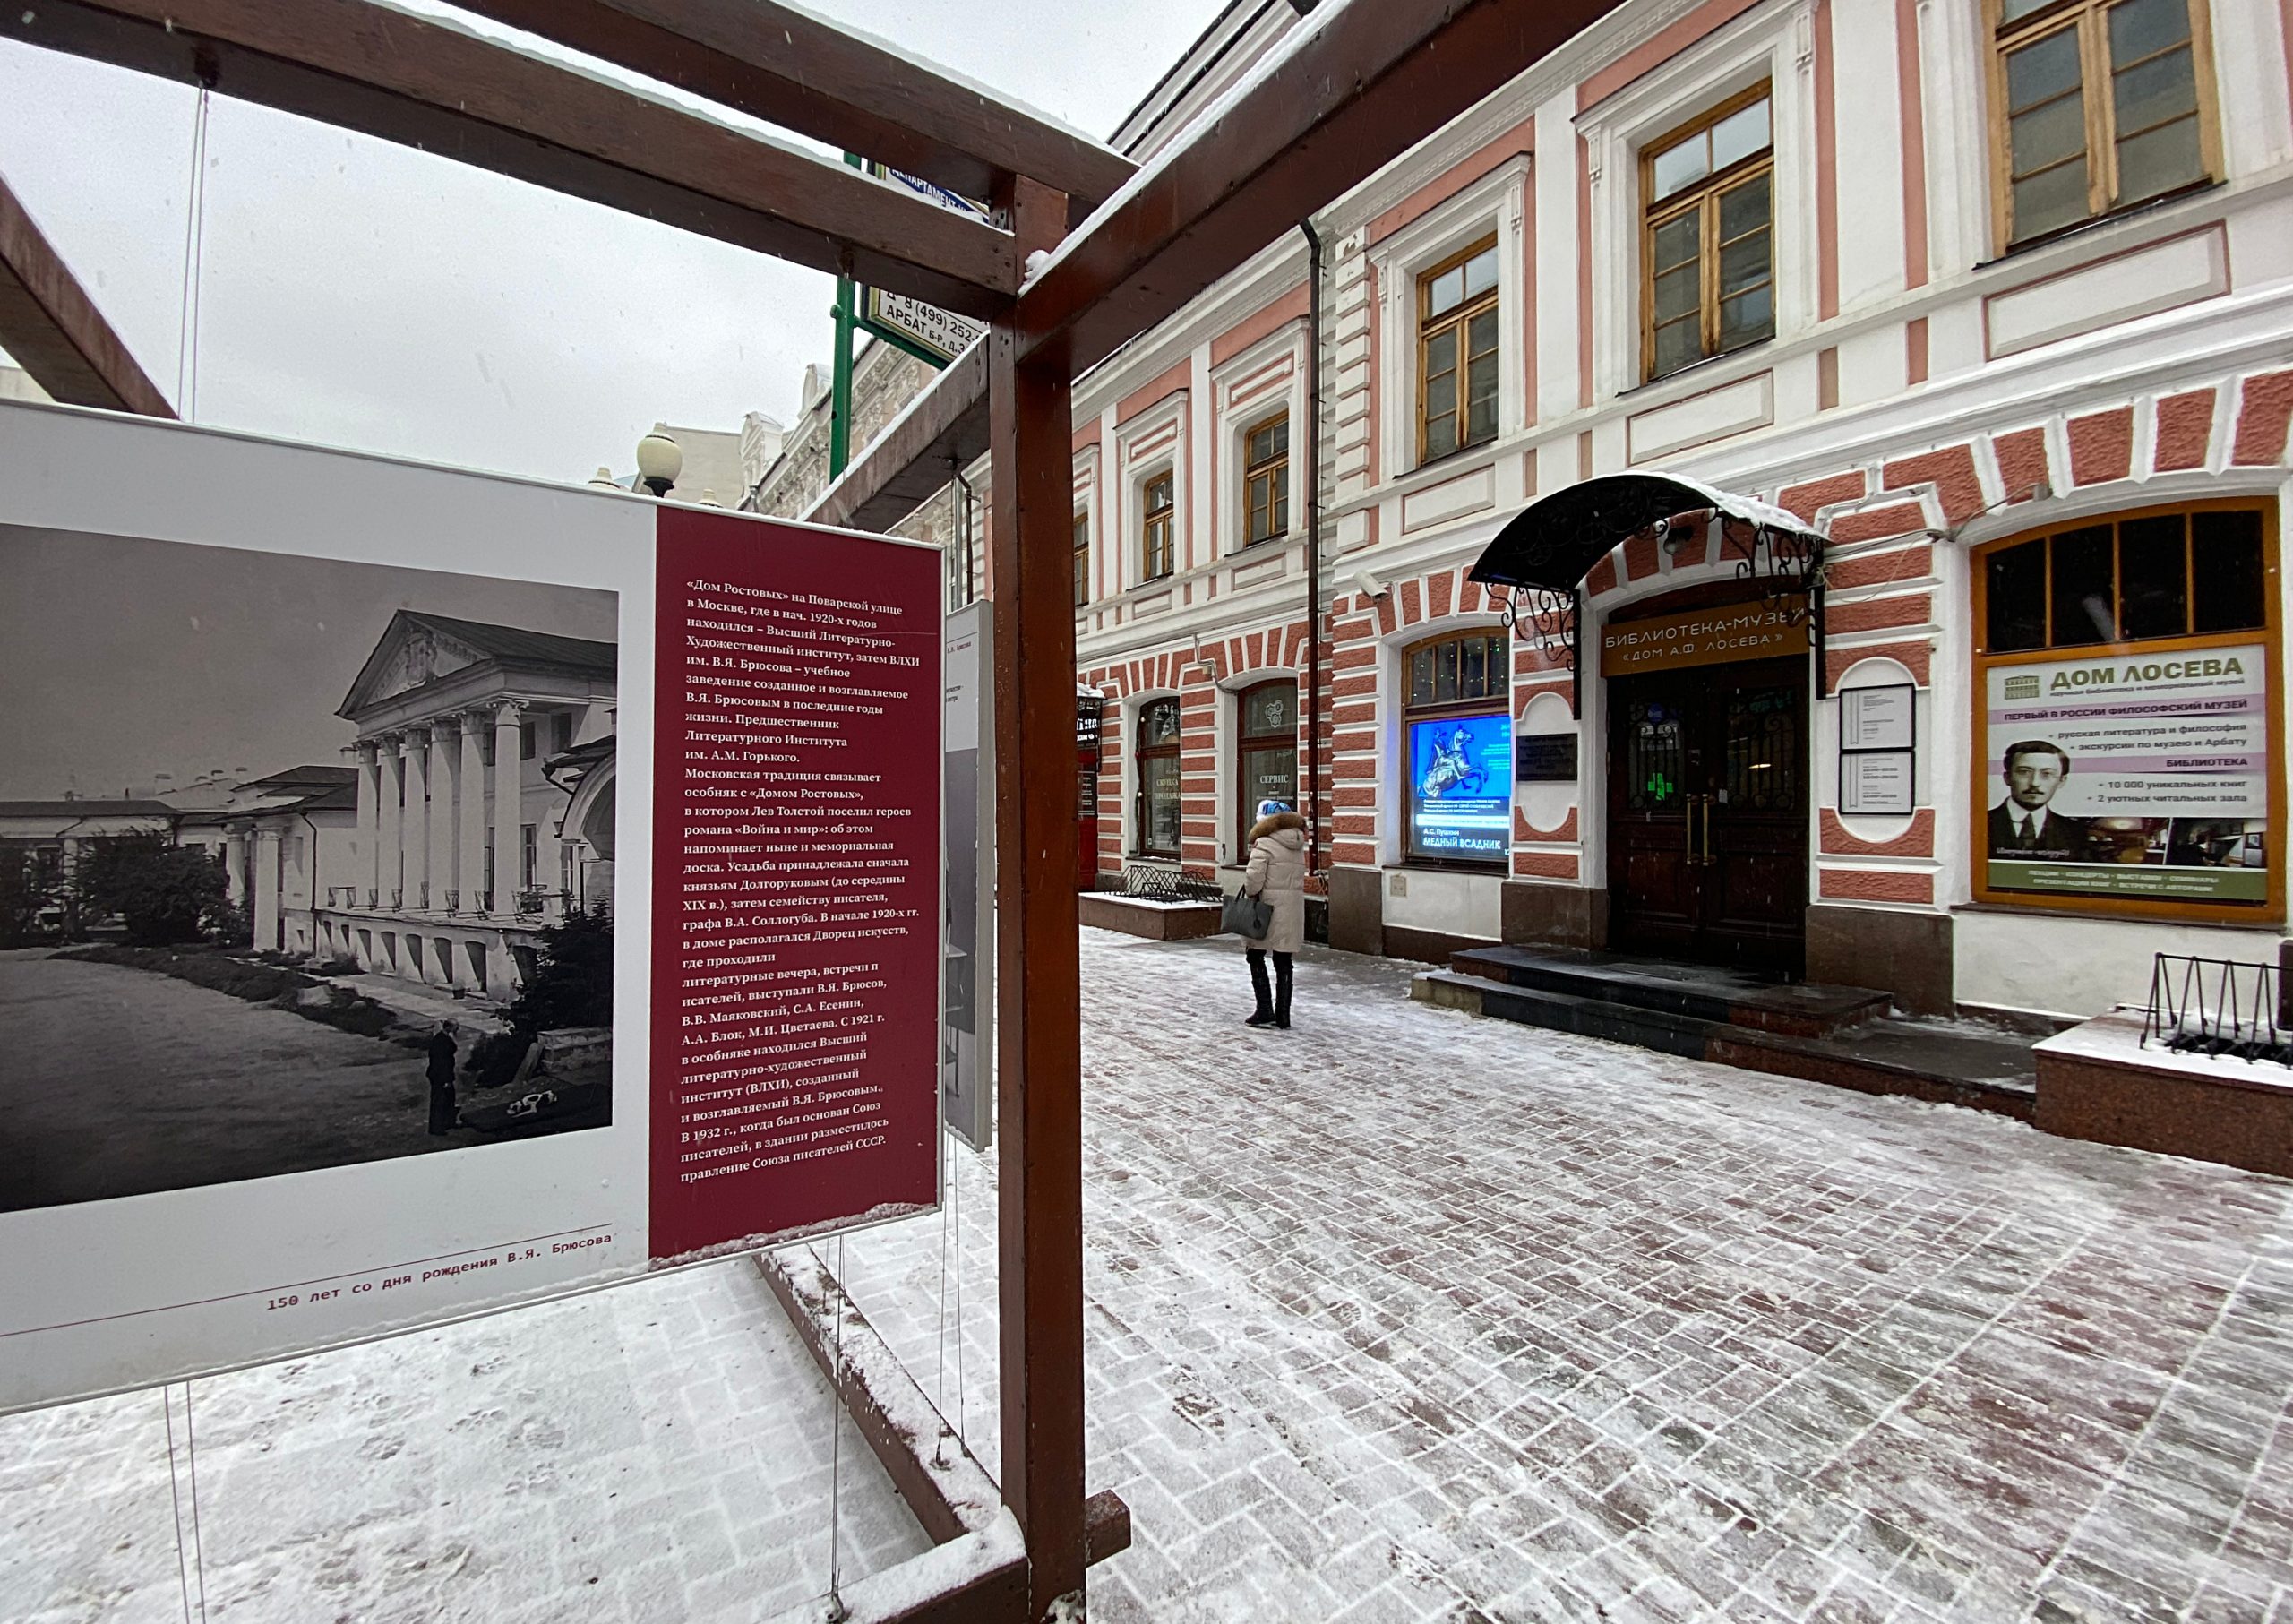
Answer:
[
  {"left": 1980, "top": 645, "right": 2271, "bottom": 903},
  {"left": 0, "top": 401, "right": 940, "bottom": 1411}
]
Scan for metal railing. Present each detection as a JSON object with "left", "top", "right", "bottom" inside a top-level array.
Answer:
[
  {"left": 2143, "top": 954, "right": 2290, "bottom": 1067},
  {"left": 1113, "top": 864, "right": 1222, "bottom": 903}
]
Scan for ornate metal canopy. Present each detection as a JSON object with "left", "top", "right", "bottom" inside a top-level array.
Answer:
[
  {"left": 1468, "top": 471, "right": 1823, "bottom": 591},
  {"left": 1467, "top": 471, "right": 1832, "bottom": 704}
]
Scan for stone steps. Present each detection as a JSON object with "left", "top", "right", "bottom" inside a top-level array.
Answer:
[{"left": 1414, "top": 958, "right": 2039, "bottom": 1118}]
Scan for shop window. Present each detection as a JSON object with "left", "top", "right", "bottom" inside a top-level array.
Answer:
[
  {"left": 1972, "top": 500, "right": 2276, "bottom": 923},
  {"left": 1141, "top": 473, "right": 1175, "bottom": 582},
  {"left": 1643, "top": 84, "right": 1774, "bottom": 383},
  {"left": 1073, "top": 513, "right": 1090, "bottom": 607},
  {"left": 1401, "top": 631, "right": 1510, "bottom": 866},
  {"left": 1242, "top": 414, "right": 1290, "bottom": 547},
  {"left": 1418, "top": 238, "right": 1499, "bottom": 464},
  {"left": 1980, "top": 505, "right": 2265, "bottom": 653},
  {"left": 1235, "top": 681, "right": 1298, "bottom": 851},
  {"left": 1991, "top": 0, "right": 2218, "bottom": 249},
  {"left": 1133, "top": 699, "right": 1182, "bottom": 858}
]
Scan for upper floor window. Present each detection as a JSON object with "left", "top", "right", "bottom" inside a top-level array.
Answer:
[
  {"left": 1418, "top": 238, "right": 1499, "bottom": 463},
  {"left": 1072, "top": 514, "right": 1090, "bottom": 607},
  {"left": 1980, "top": 503, "right": 2265, "bottom": 653},
  {"left": 1643, "top": 85, "right": 1773, "bottom": 383},
  {"left": 1993, "top": 0, "right": 2217, "bottom": 248},
  {"left": 1141, "top": 473, "right": 1175, "bottom": 582},
  {"left": 1243, "top": 415, "right": 1290, "bottom": 546}
]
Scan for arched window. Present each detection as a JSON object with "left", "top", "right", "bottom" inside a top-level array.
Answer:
[
  {"left": 1402, "top": 630, "right": 1510, "bottom": 866},
  {"left": 1235, "top": 680, "right": 1297, "bottom": 851},
  {"left": 1133, "top": 698, "right": 1182, "bottom": 858}
]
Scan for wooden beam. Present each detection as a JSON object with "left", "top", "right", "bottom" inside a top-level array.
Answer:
[
  {"left": 809, "top": 340, "right": 989, "bottom": 533},
  {"left": 451, "top": 0, "right": 1135, "bottom": 211},
  {"left": 1015, "top": 0, "right": 1629, "bottom": 372},
  {"left": 1, "top": 0, "right": 1019, "bottom": 316},
  {"left": 811, "top": 0, "right": 1632, "bottom": 533},
  {"left": 987, "top": 174, "right": 1086, "bottom": 1624},
  {"left": 0, "top": 172, "right": 174, "bottom": 417}
]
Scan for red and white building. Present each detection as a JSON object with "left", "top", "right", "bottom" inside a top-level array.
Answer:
[{"left": 853, "top": 0, "right": 2293, "bottom": 1024}]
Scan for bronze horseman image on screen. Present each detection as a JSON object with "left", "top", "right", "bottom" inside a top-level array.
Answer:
[{"left": 0, "top": 525, "right": 619, "bottom": 1213}]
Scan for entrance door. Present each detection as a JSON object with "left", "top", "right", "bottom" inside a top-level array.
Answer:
[{"left": 1607, "top": 654, "right": 1808, "bottom": 971}]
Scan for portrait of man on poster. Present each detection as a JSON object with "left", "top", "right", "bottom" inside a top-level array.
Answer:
[{"left": 1988, "top": 740, "right": 2091, "bottom": 861}]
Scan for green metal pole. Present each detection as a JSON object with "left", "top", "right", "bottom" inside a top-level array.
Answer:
[
  {"left": 829, "top": 152, "right": 863, "bottom": 481},
  {"left": 830, "top": 274, "right": 855, "bottom": 479}
]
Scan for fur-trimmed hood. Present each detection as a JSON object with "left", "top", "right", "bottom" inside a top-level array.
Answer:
[{"left": 1247, "top": 810, "right": 1307, "bottom": 846}]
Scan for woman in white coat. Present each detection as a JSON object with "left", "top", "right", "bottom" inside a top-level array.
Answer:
[{"left": 1239, "top": 798, "right": 1307, "bottom": 1030}]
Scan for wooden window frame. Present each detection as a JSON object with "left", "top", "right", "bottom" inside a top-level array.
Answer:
[
  {"left": 1234, "top": 678, "right": 1299, "bottom": 857},
  {"left": 1399, "top": 630, "right": 1511, "bottom": 872},
  {"left": 1970, "top": 497, "right": 2280, "bottom": 925},
  {"left": 1131, "top": 697, "right": 1182, "bottom": 859},
  {"left": 1414, "top": 236, "right": 1501, "bottom": 468},
  {"left": 1241, "top": 412, "right": 1290, "bottom": 549},
  {"left": 1072, "top": 512, "right": 1090, "bottom": 607},
  {"left": 1638, "top": 81, "right": 1776, "bottom": 386},
  {"left": 1984, "top": 0, "right": 2223, "bottom": 253},
  {"left": 1140, "top": 471, "right": 1175, "bottom": 583}
]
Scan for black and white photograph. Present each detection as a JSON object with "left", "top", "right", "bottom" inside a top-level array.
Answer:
[{"left": 0, "top": 525, "right": 621, "bottom": 1211}]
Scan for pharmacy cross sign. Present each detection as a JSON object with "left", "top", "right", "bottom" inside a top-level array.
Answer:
[{"left": 863, "top": 164, "right": 992, "bottom": 365}]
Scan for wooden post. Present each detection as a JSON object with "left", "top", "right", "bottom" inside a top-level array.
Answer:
[{"left": 988, "top": 173, "right": 1084, "bottom": 1622}]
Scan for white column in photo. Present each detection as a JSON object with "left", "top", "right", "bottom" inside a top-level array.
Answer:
[
  {"left": 376, "top": 736, "right": 403, "bottom": 907},
  {"left": 492, "top": 700, "right": 524, "bottom": 914},
  {"left": 458, "top": 712, "right": 487, "bottom": 913},
  {"left": 253, "top": 829, "right": 283, "bottom": 950},
  {"left": 224, "top": 831, "right": 250, "bottom": 907},
  {"left": 354, "top": 741, "right": 380, "bottom": 906},
  {"left": 401, "top": 732, "right": 429, "bottom": 910},
  {"left": 428, "top": 719, "right": 458, "bottom": 910}
]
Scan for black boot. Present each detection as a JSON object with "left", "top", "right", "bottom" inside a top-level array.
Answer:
[
  {"left": 1274, "top": 952, "right": 1293, "bottom": 1030},
  {"left": 1246, "top": 949, "right": 1276, "bottom": 1027}
]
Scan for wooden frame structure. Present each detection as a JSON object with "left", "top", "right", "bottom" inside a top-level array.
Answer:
[{"left": 3, "top": 1, "right": 1630, "bottom": 1615}]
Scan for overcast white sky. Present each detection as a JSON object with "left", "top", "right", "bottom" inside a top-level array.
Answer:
[{"left": 0, "top": 0, "right": 1231, "bottom": 486}]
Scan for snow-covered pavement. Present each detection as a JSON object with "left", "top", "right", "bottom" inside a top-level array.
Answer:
[
  {"left": 839, "top": 931, "right": 2293, "bottom": 1623},
  {"left": 7, "top": 928, "right": 2292, "bottom": 1623},
  {"left": 0, "top": 1264, "right": 925, "bottom": 1623}
]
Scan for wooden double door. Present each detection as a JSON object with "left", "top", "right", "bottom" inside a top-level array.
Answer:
[{"left": 1606, "top": 654, "right": 1809, "bottom": 973}]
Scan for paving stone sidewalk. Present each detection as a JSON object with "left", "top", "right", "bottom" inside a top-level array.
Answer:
[{"left": 836, "top": 931, "right": 2293, "bottom": 1624}]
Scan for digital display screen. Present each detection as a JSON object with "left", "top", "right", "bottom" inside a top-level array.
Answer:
[{"left": 1407, "top": 711, "right": 1511, "bottom": 863}]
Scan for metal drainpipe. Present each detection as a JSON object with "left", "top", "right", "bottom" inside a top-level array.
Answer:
[
  {"left": 1299, "top": 219, "right": 1325, "bottom": 875},
  {"left": 952, "top": 462, "right": 976, "bottom": 606}
]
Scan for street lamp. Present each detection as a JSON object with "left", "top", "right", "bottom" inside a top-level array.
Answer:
[
  {"left": 587, "top": 465, "right": 621, "bottom": 490},
  {"left": 635, "top": 425, "right": 683, "bottom": 498}
]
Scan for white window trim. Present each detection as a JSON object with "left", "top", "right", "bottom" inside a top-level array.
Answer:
[
  {"left": 1072, "top": 443, "right": 1101, "bottom": 606},
  {"left": 1369, "top": 156, "right": 1533, "bottom": 483},
  {"left": 1214, "top": 330, "right": 1306, "bottom": 558},
  {"left": 1376, "top": 612, "right": 1516, "bottom": 870},
  {"left": 1123, "top": 690, "right": 1184, "bottom": 860},
  {"left": 1115, "top": 395, "right": 1188, "bottom": 591},
  {"left": 1578, "top": 0, "right": 1816, "bottom": 402}
]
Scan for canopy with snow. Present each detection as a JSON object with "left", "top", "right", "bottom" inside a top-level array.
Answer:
[{"left": 1466, "top": 471, "right": 1824, "bottom": 593}]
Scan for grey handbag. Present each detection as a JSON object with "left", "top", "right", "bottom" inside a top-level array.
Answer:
[{"left": 1221, "top": 887, "right": 1273, "bottom": 938}]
